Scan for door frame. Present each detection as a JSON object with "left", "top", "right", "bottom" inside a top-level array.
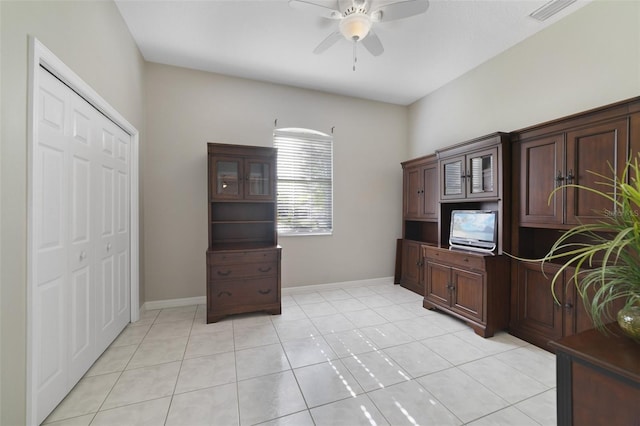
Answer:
[{"left": 26, "top": 37, "right": 140, "bottom": 425}]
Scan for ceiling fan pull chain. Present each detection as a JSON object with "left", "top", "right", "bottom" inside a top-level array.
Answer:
[{"left": 353, "top": 39, "right": 357, "bottom": 71}]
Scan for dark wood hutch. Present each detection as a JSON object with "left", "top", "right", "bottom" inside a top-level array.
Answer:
[
  {"left": 206, "top": 143, "right": 281, "bottom": 323},
  {"left": 399, "top": 133, "right": 512, "bottom": 337}
]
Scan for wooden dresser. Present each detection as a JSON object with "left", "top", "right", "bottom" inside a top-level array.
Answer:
[
  {"left": 550, "top": 324, "right": 640, "bottom": 425},
  {"left": 206, "top": 143, "right": 281, "bottom": 323}
]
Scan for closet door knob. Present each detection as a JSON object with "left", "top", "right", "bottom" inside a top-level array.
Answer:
[
  {"left": 79, "top": 251, "right": 86, "bottom": 261},
  {"left": 106, "top": 243, "right": 112, "bottom": 252}
]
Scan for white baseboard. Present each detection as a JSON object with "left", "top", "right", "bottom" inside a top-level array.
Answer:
[
  {"left": 281, "top": 276, "right": 395, "bottom": 295},
  {"left": 142, "top": 296, "right": 206, "bottom": 311},
  {"left": 141, "top": 276, "right": 395, "bottom": 311}
]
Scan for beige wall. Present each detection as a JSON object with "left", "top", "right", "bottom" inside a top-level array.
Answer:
[
  {"left": 408, "top": 0, "right": 640, "bottom": 156},
  {"left": 0, "top": 1, "right": 145, "bottom": 424},
  {"left": 143, "top": 63, "right": 408, "bottom": 301}
]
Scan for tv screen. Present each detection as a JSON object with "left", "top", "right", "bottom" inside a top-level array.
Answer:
[{"left": 449, "top": 210, "right": 497, "bottom": 252}]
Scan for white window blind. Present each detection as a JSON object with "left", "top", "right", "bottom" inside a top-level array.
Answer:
[{"left": 274, "top": 128, "right": 333, "bottom": 235}]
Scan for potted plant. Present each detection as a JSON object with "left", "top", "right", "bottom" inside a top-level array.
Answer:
[{"left": 532, "top": 155, "right": 640, "bottom": 340}]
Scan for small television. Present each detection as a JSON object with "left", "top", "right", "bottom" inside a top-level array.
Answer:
[{"left": 449, "top": 210, "right": 497, "bottom": 252}]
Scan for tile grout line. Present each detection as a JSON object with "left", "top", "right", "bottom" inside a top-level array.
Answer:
[{"left": 162, "top": 308, "right": 197, "bottom": 425}]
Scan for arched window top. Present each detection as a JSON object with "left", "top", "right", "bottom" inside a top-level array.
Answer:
[{"left": 274, "top": 127, "right": 332, "bottom": 141}]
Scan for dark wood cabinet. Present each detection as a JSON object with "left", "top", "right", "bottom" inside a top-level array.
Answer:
[
  {"left": 403, "top": 155, "right": 438, "bottom": 221},
  {"left": 518, "top": 134, "right": 565, "bottom": 226},
  {"left": 440, "top": 146, "right": 500, "bottom": 201},
  {"left": 511, "top": 261, "right": 624, "bottom": 351},
  {"left": 550, "top": 324, "right": 640, "bottom": 426},
  {"left": 510, "top": 262, "right": 569, "bottom": 349},
  {"left": 210, "top": 154, "right": 275, "bottom": 201},
  {"left": 436, "top": 133, "right": 511, "bottom": 255},
  {"left": 399, "top": 154, "right": 439, "bottom": 295},
  {"left": 207, "top": 143, "right": 281, "bottom": 323},
  {"left": 518, "top": 118, "right": 629, "bottom": 227},
  {"left": 400, "top": 240, "right": 424, "bottom": 295},
  {"left": 423, "top": 246, "right": 510, "bottom": 337},
  {"left": 510, "top": 97, "right": 640, "bottom": 350}
]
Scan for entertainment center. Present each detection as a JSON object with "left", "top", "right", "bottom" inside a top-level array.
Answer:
[
  {"left": 400, "top": 132, "right": 511, "bottom": 337},
  {"left": 398, "top": 96, "right": 640, "bottom": 344}
]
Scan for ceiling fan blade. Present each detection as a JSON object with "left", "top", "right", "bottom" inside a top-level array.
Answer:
[
  {"left": 362, "top": 30, "right": 384, "bottom": 56},
  {"left": 371, "top": 0, "right": 429, "bottom": 22},
  {"left": 288, "top": 0, "right": 342, "bottom": 19},
  {"left": 313, "top": 31, "right": 343, "bottom": 54}
]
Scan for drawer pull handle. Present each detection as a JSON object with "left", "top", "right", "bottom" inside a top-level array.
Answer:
[
  {"left": 258, "top": 289, "right": 272, "bottom": 295},
  {"left": 217, "top": 291, "right": 232, "bottom": 297},
  {"left": 217, "top": 270, "right": 232, "bottom": 276},
  {"left": 463, "top": 258, "right": 469, "bottom": 262},
  {"left": 258, "top": 266, "right": 272, "bottom": 273}
]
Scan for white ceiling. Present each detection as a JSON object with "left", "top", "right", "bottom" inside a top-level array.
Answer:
[{"left": 115, "top": 0, "right": 590, "bottom": 105}]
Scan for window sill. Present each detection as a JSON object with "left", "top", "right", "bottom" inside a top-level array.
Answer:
[{"left": 279, "top": 231, "right": 333, "bottom": 237}]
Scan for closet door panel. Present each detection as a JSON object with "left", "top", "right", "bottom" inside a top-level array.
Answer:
[
  {"left": 34, "top": 69, "right": 69, "bottom": 419},
  {"left": 95, "top": 119, "right": 129, "bottom": 349},
  {"left": 37, "top": 278, "right": 66, "bottom": 400},
  {"left": 96, "top": 159, "right": 117, "bottom": 348},
  {"left": 67, "top": 95, "right": 97, "bottom": 382},
  {"left": 69, "top": 267, "right": 91, "bottom": 383},
  {"left": 115, "top": 131, "right": 130, "bottom": 320}
]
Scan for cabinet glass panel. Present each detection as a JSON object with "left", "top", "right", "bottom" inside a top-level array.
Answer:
[
  {"left": 216, "top": 161, "right": 239, "bottom": 196},
  {"left": 443, "top": 160, "right": 463, "bottom": 196},
  {"left": 247, "top": 162, "right": 270, "bottom": 196},
  {"left": 469, "top": 154, "right": 493, "bottom": 194}
]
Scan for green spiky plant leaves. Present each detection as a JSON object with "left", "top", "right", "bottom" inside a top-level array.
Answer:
[{"left": 536, "top": 155, "right": 640, "bottom": 332}]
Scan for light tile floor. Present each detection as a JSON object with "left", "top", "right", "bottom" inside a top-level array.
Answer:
[{"left": 43, "top": 281, "right": 556, "bottom": 426}]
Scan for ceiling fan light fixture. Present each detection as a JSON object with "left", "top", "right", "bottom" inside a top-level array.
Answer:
[{"left": 339, "top": 12, "right": 372, "bottom": 41}]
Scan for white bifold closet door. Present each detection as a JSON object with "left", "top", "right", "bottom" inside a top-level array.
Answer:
[{"left": 34, "top": 66, "right": 130, "bottom": 423}]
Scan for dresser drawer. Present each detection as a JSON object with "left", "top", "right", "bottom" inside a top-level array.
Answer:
[
  {"left": 210, "top": 261, "right": 277, "bottom": 280},
  {"left": 424, "top": 247, "right": 485, "bottom": 271},
  {"left": 209, "top": 249, "right": 279, "bottom": 265},
  {"left": 210, "top": 277, "right": 278, "bottom": 307}
]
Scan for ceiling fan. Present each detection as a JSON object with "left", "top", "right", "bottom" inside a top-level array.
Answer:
[{"left": 289, "top": 0, "right": 429, "bottom": 70}]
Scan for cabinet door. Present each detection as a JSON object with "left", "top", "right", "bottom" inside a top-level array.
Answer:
[
  {"left": 564, "top": 278, "right": 625, "bottom": 337},
  {"left": 466, "top": 147, "right": 499, "bottom": 199},
  {"left": 440, "top": 155, "right": 465, "bottom": 200},
  {"left": 244, "top": 157, "right": 275, "bottom": 200},
  {"left": 450, "top": 267, "right": 484, "bottom": 322},
  {"left": 211, "top": 156, "right": 243, "bottom": 200},
  {"left": 512, "top": 262, "right": 564, "bottom": 341},
  {"left": 519, "top": 135, "right": 565, "bottom": 226},
  {"left": 404, "top": 165, "right": 421, "bottom": 218},
  {"left": 401, "top": 240, "right": 422, "bottom": 290},
  {"left": 425, "top": 262, "right": 451, "bottom": 306},
  {"left": 564, "top": 284, "right": 593, "bottom": 337},
  {"left": 420, "top": 162, "right": 439, "bottom": 220},
  {"left": 565, "top": 118, "right": 628, "bottom": 225}
]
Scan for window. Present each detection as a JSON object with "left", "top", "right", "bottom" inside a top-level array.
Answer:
[{"left": 274, "top": 128, "right": 333, "bottom": 235}]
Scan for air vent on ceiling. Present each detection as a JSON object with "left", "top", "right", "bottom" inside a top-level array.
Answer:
[{"left": 529, "top": 0, "right": 576, "bottom": 21}]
